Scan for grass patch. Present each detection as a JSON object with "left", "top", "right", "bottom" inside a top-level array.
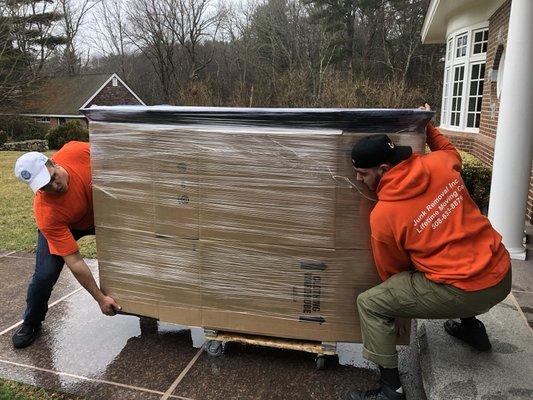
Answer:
[
  {"left": 0, "top": 378, "right": 83, "bottom": 400},
  {"left": 0, "top": 151, "right": 96, "bottom": 258}
]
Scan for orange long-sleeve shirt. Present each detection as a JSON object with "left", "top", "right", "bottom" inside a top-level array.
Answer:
[
  {"left": 34, "top": 141, "right": 94, "bottom": 256},
  {"left": 369, "top": 124, "right": 510, "bottom": 291}
]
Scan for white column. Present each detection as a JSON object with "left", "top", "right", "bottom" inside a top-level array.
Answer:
[{"left": 488, "top": 0, "right": 533, "bottom": 260}]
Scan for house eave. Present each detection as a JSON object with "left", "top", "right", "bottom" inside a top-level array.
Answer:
[
  {"left": 422, "top": 0, "right": 508, "bottom": 44},
  {"left": 22, "top": 114, "right": 86, "bottom": 118}
]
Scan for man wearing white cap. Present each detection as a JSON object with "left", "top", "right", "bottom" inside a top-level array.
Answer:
[{"left": 13, "top": 141, "right": 120, "bottom": 348}]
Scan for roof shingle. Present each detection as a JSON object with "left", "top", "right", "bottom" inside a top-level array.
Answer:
[{"left": 23, "top": 73, "right": 113, "bottom": 116}]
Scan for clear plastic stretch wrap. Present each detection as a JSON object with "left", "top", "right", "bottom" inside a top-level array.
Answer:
[{"left": 82, "top": 106, "right": 434, "bottom": 343}]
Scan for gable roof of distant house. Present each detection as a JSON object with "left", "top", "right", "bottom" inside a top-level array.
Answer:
[{"left": 23, "top": 73, "right": 145, "bottom": 117}]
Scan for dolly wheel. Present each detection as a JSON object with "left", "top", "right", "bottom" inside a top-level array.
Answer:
[
  {"left": 205, "top": 340, "right": 224, "bottom": 357},
  {"left": 315, "top": 355, "right": 326, "bottom": 370}
]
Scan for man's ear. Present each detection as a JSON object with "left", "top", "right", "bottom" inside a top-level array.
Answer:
[{"left": 378, "top": 163, "right": 391, "bottom": 175}]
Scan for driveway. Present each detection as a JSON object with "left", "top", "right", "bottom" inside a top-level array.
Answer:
[{"left": 0, "top": 251, "right": 394, "bottom": 400}]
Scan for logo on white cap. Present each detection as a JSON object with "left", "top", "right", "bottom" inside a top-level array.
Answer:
[{"left": 14, "top": 152, "right": 51, "bottom": 193}]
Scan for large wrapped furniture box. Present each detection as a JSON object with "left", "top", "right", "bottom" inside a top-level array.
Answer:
[{"left": 83, "top": 106, "right": 433, "bottom": 343}]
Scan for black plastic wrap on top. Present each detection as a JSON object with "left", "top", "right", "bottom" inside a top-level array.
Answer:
[{"left": 81, "top": 105, "right": 434, "bottom": 132}]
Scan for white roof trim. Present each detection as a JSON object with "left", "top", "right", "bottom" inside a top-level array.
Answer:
[
  {"left": 421, "top": 0, "right": 440, "bottom": 43},
  {"left": 23, "top": 114, "right": 86, "bottom": 118},
  {"left": 80, "top": 73, "right": 146, "bottom": 109}
]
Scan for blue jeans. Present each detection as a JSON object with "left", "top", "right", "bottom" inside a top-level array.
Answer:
[{"left": 23, "top": 229, "right": 95, "bottom": 326}]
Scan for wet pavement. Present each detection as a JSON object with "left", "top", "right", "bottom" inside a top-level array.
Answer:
[
  {"left": 2, "top": 244, "right": 530, "bottom": 399},
  {"left": 0, "top": 251, "right": 81, "bottom": 334},
  {"left": 172, "top": 344, "right": 373, "bottom": 399},
  {"left": 0, "top": 251, "right": 384, "bottom": 400}
]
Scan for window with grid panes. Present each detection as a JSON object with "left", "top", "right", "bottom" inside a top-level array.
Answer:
[
  {"left": 467, "top": 63, "right": 485, "bottom": 128},
  {"left": 441, "top": 24, "right": 488, "bottom": 131},
  {"left": 456, "top": 33, "right": 468, "bottom": 58},
  {"left": 451, "top": 65, "right": 465, "bottom": 127},
  {"left": 472, "top": 29, "right": 489, "bottom": 55}
]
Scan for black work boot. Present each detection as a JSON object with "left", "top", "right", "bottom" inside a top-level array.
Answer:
[
  {"left": 12, "top": 323, "right": 41, "bottom": 349},
  {"left": 345, "top": 380, "right": 405, "bottom": 400},
  {"left": 444, "top": 318, "right": 491, "bottom": 351}
]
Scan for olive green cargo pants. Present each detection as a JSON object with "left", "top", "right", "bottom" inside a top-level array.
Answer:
[{"left": 356, "top": 268, "right": 511, "bottom": 368}]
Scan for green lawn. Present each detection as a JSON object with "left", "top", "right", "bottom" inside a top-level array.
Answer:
[
  {"left": 0, "top": 379, "right": 83, "bottom": 400},
  {"left": 0, "top": 151, "right": 96, "bottom": 258}
]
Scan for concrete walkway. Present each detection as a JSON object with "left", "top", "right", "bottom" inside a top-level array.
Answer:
[{"left": 417, "top": 233, "right": 533, "bottom": 400}]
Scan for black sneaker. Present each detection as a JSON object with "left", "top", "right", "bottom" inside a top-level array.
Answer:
[
  {"left": 444, "top": 319, "right": 491, "bottom": 351},
  {"left": 12, "top": 323, "right": 41, "bottom": 349},
  {"left": 345, "top": 381, "right": 405, "bottom": 400}
]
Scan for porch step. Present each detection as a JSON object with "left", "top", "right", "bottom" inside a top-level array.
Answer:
[{"left": 417, "top": 294, "right": 533, "bottom": 400}]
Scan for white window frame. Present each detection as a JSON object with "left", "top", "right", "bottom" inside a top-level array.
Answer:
[
  {"left": 441, "top": 68, "right": 451, "bottom": 125},
  {"left": 441, "top": 22, "right": 488, "bottom": 132}
]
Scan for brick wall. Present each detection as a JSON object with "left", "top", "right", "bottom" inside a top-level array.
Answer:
[
  {"left": 439, "top": 128, "right": 495, "bottom": 164},
  {"left": 438, "top": 129, "right": 474, "bottom": 153},
  {"left": 479, "top": 0, "right": 511, "bottom": 142},
  {"left": 87, "top": 78, "right": 143, "bottom": 107}
]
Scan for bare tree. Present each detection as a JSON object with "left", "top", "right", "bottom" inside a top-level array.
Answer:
[
  {"left": 127, "top": 0, "right": 180, "bottom": 103},
  {"left": 127, "top": 0, "right": 226, "bottom": 103},
  {"left": 220, "top": 0, "right": 258, "bottom": 105},
  {"left": 79, "top": 0, "right": 443, "bottom": 108},
  {"left": 163, "top": 0, "right": 226, "bottom": 79},
  {"left": 233, "top": 0, "right": 336, "bottom": 106},
  {"left": 92, "top": 0, "right": 131, "bottom": 79},
  {"left": 58, "top": 0, "right": 101, "bottom": 75}
]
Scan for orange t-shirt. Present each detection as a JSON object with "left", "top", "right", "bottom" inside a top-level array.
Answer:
[
  {"left": 369, "top": 124, "right": 510, "bottom": 291},
  {"left": 34, "top": 141, "right": 94, "bottom": 256}
]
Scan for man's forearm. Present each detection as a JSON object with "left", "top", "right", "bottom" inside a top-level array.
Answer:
[
  {"left": 426, "top": 123, "right": 457, "bottom": 153},
  {"left": 64, "top": 253, "right": 104, "bottom": 302}
]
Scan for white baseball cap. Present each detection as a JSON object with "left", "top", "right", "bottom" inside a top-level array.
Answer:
[{"left": 14, "top": 152, "right": 51, "bottom": 193}]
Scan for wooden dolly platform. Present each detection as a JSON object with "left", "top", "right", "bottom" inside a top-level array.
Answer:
[{"left": 203, "top": 329, "right": 337, "bottom": 370}]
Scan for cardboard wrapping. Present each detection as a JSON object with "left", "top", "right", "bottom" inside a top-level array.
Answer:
[{"left": 84, "top": 106, "right": 433, "bottom": 343}]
